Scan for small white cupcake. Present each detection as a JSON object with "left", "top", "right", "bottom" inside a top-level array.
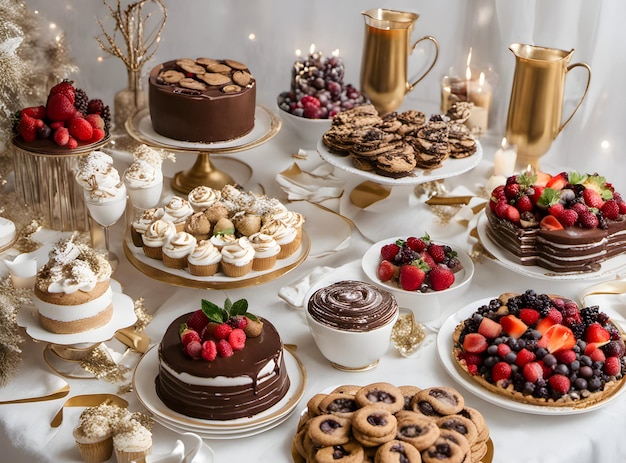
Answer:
[
  {"left": 221, "top": 237, "right": 255, "bottom": 277},
  {"left": 112, "top": 420, "right": 152, "bottom": 463},
  {"left": 162, "top": 231, "right": 197, "bottom": 269},
  {"left": 73, "top": 403, "right": 125, "bottom": 463},
  {"left": 260, "top": 218, "right": 299, "bottom": 259},
  {"left": 163, "top": 196, "right": 194, "bottom": 232},
  {"left": 248, "top": 232, "right": 280, "bottom": 271},
  {"left": 188, "top": 185, "right": 221, "bottom": 212},
  {"left": 130, "top": 207, "right": 164, "bottom": 247},
  {"left": 188, "top": 240, "right": 222, "bottom": 276},
  {"left": 210, "top": 232, "right": 237, "bottom": 250},
  {"left": 282, "top": 210, "right": 306, "bottom": 242},
  {"left": 142, "top": 219, "right": 176, "bottom": 260}
]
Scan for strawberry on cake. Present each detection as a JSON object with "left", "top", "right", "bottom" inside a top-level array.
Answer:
[
  {"left": 453, "top": 290, "right": 626, "bottom": 408},
  {"left": 486, "top": 171, "right": 626, "bottom": 273}
]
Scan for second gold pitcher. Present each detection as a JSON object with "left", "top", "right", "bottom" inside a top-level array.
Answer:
[
  {"left": 360, "top": 8, "right": 439, "bottom": 115},
  {"left": 505, "top": 43, "right": 591, "bottom": 172}
]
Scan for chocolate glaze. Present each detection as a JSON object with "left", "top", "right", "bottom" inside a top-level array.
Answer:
[
  {"left": 148, "top": 60, "right": 256, "bottom": 143},
  {"left": 156, "top": 313, "right": 290, "bottom": 420},
  {"left": 486, "top": 208, "right": 626, "bottom": 273},
  {"left": 308, "top": 280, "right": 398, "bottom": 331}
]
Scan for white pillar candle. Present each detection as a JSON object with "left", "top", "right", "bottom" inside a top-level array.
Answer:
[{"left": 493, "top": 139, "right": 517, "bottom": 177}]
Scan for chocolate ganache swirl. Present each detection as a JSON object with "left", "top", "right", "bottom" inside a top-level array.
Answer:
[{"left": 308, "top": 280, "right": 398, "bottom": 331}]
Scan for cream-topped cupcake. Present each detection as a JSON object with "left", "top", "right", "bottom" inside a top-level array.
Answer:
[
  {"left": 210, "top": 232, "right": 237, "bottom": 250},
  {"left": 162, "top": 231, "right": 197, "bottom": 269},
  {"left": 220, "top": 237, "right": 255, "bottom": 277},
  {"left": 188, "top": 185, "right": 220, "bottom": 212},
  {"left": 188, "top": 240, "right": 222, "bottom": 276},
  {"left": 261, "top": 219, "right": 299, "bottom": 259},
  {"left": 184, "top": 211, "right": 212, "bottom": 241},
  {"left": 248, "top": 232, "right": 280, "bottom": 271},
  {"left": 282, "top": 210, "right": 306, "bottom": 242},
  {"left": 112, "top": 420, "right": 152, "bottom": 463},
  {"left": 163, "top": 196, "right": 194, "bottom": 231},
  {"left": 73, "top": 403, "right": 126, "bottom": 463},
  {"left": 142, "top": 219, "right": 176, "bottom": 260},
  {"left": 131, "top": 207, "right": 165, "bottom": 247}
]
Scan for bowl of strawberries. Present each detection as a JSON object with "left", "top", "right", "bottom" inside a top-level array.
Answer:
[{"left": 361, "top": 233, "right": 474, "bottom": 323}]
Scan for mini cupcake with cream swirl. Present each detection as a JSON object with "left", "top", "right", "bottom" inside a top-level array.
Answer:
[
  {"left": 188, "top": 185, "right": 221, "bottom": 212},
  {"left": 261, "top": 218, "right": 299, "bottom": 259},
  {"left": 141, "top": 219, "right": 176, "bottom": 260},
  {"left": 220, "top": 236, "right": 255, "bottom": 277},
  {"left": 163, "top": 196, "right": 194, "bottom": 232},
  {"left": 248, "top": 232, "right": 281, "bottom": 271},
  {"left": 162, "top": 231, "right": 197, "bottom": 269},
  {"left": 187, "top": 240, "right": 222, "bottom": 276}
]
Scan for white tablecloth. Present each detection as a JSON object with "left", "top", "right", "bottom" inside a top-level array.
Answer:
[{"left": 3, "top": 119, "right": 626, "bottom": 463}]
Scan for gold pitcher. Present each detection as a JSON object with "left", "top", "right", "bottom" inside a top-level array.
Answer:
[
  {"left": 360, "top": 8, "right": 439, "bottom": 115},
  {"left": 505, "top": 43, "right": 591, "bottom": 171}
]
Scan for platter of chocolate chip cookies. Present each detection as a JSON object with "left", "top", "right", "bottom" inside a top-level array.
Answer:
[{"left": 318, "top": 104, "right": 482, "bottom": 185}]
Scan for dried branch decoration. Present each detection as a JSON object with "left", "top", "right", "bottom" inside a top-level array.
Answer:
[{"left": 95, "top": 0, "right": 167, "bottom": 75}]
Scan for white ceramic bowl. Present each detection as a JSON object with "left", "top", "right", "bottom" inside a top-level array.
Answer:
[
  {"left": 277, "top": 104, "right": 332, "bottom": 148},
  {"left": 361, "top": 237, "right": 475, "bottom": 323},
  {"left": 304, "top": 280, "right": 399, "bottom": 371}
]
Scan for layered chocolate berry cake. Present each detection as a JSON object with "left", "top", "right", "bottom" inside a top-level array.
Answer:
[
  {"left": 487, "top": 171, "right": 626, "bottom": 273},
  {"left": 155, "top": 297, "right": 290, "bottom": 420},
  {"left": 453, "top": 290, "right": 626, "bottom": 408},
  {"left": 148, "top": 58, "right": 256, "bottom": 142}
]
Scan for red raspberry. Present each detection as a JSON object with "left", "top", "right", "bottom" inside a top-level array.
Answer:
[
  {"left": 52, "top": 127, "right": 70, "bottom": 146},
  {"left": 459, "top": 352, "right": 483, "bottom": 367},
  {"left": 187, "top": 310, "right": 209, "bottom": 333},
  {"left": 589, "top": 348, "right": 606, "bottom": 363},
  {"left": 522, "top": 362, "right": 543, "bottom": 383},
  {"left": 377, "top": 260, "right": 396, "bottom": 282},
  {"left": 578, "top": 210, "right": 599, "bottom": 229},
  {"left": 554, "top": 349, "right": 576, "bottom": 365},
  {"left": 201, "top": 340, "right": 217, "bottom": 361},
  {"left": 87, "top": 98, "right": 105, "bottom": 115},
  {"left": 216, "top": 338, "right": 234, "bottom": 357},
  {"left": 302, "top": 106, "right": 322, "bottom": 119},
  {"left": 68, "top": 117, "right": 93, "bottom": 142},
  {"left": 300, "top": 95, "right": 320, "bottom": 108},
  {"left": 548, "top": 374, "right": 571, "bottom": 395},
  {"left": 558, "top": 209, "right": 578, "bottom": 227},
  {"left": 467, "top": 364, "right": 479, "bottom": 375},
  {"left": 380, "top": 243, "right": 400, "bottom": 261},
  {"left": 406, "top": 236, "right": 427, "bottom": 252},
  {"left": 515, "top": 348, "right": 536, "bottom": 366},
  {"left": 496, "top": 343, "right": 511, "bottom": 358},
  {"left": 230, "top": 316, "right": 248, "bottom": 330},
  {"left": 184, "top": 340, "right": 202, "bottom": 359},
  {"left": 427, "top": 244, "right": 446, "bottom": 263},
  {"left": 545, "top": 308, "right": 563, "bottom": 325},
  {"left": 491, "top": 361, "right": 512, "bottom": 382},
  {"left": 519, "top": 308, "right": 540, "bottom": 326},
  {"left": 180, "top": 329, "right": 201, "bottom": 347},
  {"left": 428, "top": 264, "right": 455, "bottom": 291},
  {"left": 604, "top": 356, "right": 621, "bottom": 376},
  {"left": 571, "top": 202, "right": 589, "bottom": 216},
  {"left": 213, "top": 323, "right": 233, "bottom": 340},
  {"left": 228, "top": 328, "right": 246, "bottom": 351},
  {"left": 601, "top": 200, "right": 620, "bottom": 220}
]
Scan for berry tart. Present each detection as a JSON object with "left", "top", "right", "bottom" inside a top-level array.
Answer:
[
  {"left": 453, "top": 290, "right": 626, "bottom": 409},
  {"left": 486, "top": 171, "right": 626, "bottom": 273},
  {"left": 155, "top": 297, "right": 291, "bottom": 420},
  {"left": 13, "top": 79, "right": 110, "bottom": 150}
]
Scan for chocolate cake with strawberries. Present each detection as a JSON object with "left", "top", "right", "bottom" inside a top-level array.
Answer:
[
  {"left": 453, "top": 290, "right": 626, "bottom": 408},
  {"left": 155, "top": 297, "right": 290, "bottom": 420},
  {"left": 148, "top": 58, "right": 256, "bottom": 143},
  {"left": 486, "top": 171, "right": 626, "bottom": 273}
]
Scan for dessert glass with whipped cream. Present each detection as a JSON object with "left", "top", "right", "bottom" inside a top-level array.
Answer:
[
  {"left": 306, "top": 280, "right": 399, "bottom": 371},
  {"left": 124, "top": 159, "right": 163, "bottom": 209}
]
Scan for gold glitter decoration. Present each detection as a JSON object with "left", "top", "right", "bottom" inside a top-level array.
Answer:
[
  {"left": 132, "top": 297, "right": 152, "bottom": 332},
  {"left": 117, "top": 383, "right": 133, "bottom": 395},
  {"left": 391, "top": 312, "right": 426, "bottom": 357},
  {"left": 414, "top": 179, "right": 448, "bottom": 199},
  {"left": 81, "top": 344, "right": 130, "bottom": 383},
  {"left": 0, "top": 276, "right": 29, "bottom": 386},
  {"left": 429, "top": 204, "right": 462, "bottom": 226}
]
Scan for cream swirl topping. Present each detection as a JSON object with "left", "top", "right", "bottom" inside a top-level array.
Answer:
[
  {"left": 163, "top": 231, "right": 197, "bottom": 258},
  {"left": 260, "top": 219, "right": 297, "bottom": 245},
  {"left": 307, "top": 280, "right": 398, "bottom": 332},
  {"left": 221, "top": 237, "right": 255, "bottom": 266},
  {"left": 210, "top": 233, "right": 237, "bottom": 248},
  {"left": 188, "top": 240, "right": 222, "bottom": 266},
  {"left": 132, "top": 207, "right": 165, "bottom": 234},
  {"left": 188, "top": 186, "right": 221, "bottom": 211},
  {"left": 124, "top": 159, "right": 162, "bottom": 188},
  {"left": 112, "top": 420, "right": 152, "bottom": 452},
  {"left": 76, "top": 151, "right": 122, "bottom": 196},
  {"left": 163, "top": 196, "right": 194, "bottom": 222},
  {"left": 142, "top": 219, "right": 176, "bottom": 247},
  {"left": 283, "top": 210, "right": 305, "bottom": 229},
  {"left": 248, "top": 232, "right": 280, "bottom": 258}
]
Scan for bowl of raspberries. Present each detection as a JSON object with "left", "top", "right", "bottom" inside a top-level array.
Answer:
[{"left": 361, "top": 233, "right": 474, "bottom": 322}]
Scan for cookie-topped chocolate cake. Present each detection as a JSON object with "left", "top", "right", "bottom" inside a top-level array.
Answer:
[
  {"left": 156, "top": 297, "right": 290, "bottom": 420},
  {"left": 453, "top": 290, "right": 626, "bottom": 409},
  {"left": 486, "top": 171, "right": 626, "bottom": 273},
  {"left": 149, "top": 58, "right": 256, "bottom": 142}
]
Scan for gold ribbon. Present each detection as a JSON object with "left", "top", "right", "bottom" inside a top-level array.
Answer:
[
  {"left": 349, "top": 181, "right": 391, "bottom": 208},
  {"left": 50, "top": 394, "right": 128, "bottom": 428},
  {"left": 0, "top": 384, "right": 70, "bottom": 405},
  {"left": 114, "top": 328, "right": 151, "bottom": 353},
  {"left": 581, "top": 280, "right": 626, "bottom": 306}
]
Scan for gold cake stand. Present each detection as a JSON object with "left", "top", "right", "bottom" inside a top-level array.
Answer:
[{"left": 125, "top": 106, "right": 281, "bottom": 193}]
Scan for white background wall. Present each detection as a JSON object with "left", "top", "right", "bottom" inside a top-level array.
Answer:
[{"left": 22, "top": 0, "right": 626, "bottom": 189}]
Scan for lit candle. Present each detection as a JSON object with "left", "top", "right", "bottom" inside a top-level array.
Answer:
[{"left": 493, "top": 138, "right": 517, "bottom": 177}]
